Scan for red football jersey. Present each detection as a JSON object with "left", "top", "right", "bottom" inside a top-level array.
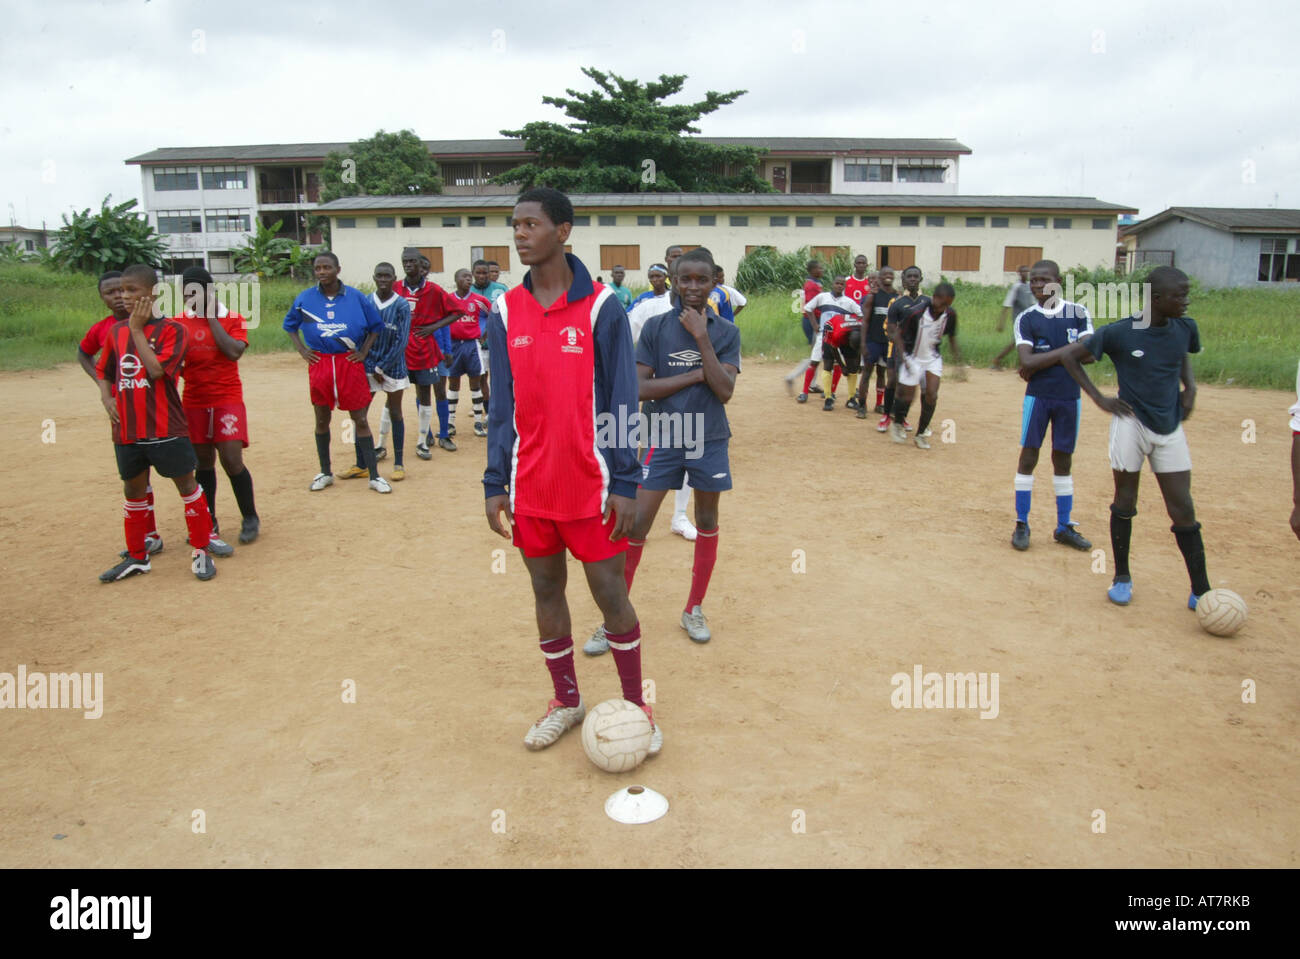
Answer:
[
  {"left": 803, "top": 278, "right": 823, "bottom": 305},
  {"left": 96, "top": 319, "right": 189, "bottom": 444},
  {"left": 395, "top": 278, "right": 452, "bottom": 370},
  {"left": 79, "top": 315, "right": 117, "bottom": 357},
  {"left": 446, "top": 290, "right": 493, "bottom": 340},
  {"left": 177, "top": 309, "right": 248, "bottom": 406},
  {"left": 843, "top": 276, "right": 872, "bottom": 307}
]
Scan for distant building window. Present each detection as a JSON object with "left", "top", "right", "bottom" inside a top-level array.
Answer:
[
  {"left": 573, "top": 215, "right": 591, "bottom": 226},
  {"left": 1054, "top": 218, "right": 1072, "bottom": 229},
  {"left": 205, "top": 209, "right": 250, "bottom": 233},
  {"left": 337, "top": 217, "right": 356, "bottom": 229},
  {"left": 153, "top": 167, "right": 198, "bottom": 191},
  {"left": 1028, "top": 217, "right": 1047, "bottom": 229},
  {"left": 834, "top": 216, "right": 853, "bottom": 227},
  {"left": 661, "top": 215, "right": 678, "bottom": 226},
  {"left": 770, "top": 215, "right": 789, "bottom": 227},
  {"left": 1092, "top": 218, "right": 1111, "bottom": 230},
  {"left": 991, "top": 216, "right": 1010, "bottom": 228},
  {"left": 859, "top": 215, "right": 879, "bottom": 227},
  {"left": 1258, "top": 237, "right": 1300, "bottom": 282},
  {"left": 377, "top": 216, "right": 396, "bottom": 228},
  {"left": 795, "top": 216, "right": 814, "bottom": 228},
  {"left": 637, "top": 215, "right": 655, "bottom": 226},
  {"left": 442, "top": 217, "right": 460, "bottom": 228},
  {"left": 402, "top": 217, "right": 421, "bottom": 228},
  {"left": 503, "top": 217, "right": 513, "bottom": 227},
  {"left": 966, "top": 216, "right": 985, "bottom": 228},
  {"left": 730, "top": 215, "right": 749, "bottom": 227},
  {"left": 844, "top": 159, "right": 893, "bottom": 182},
  {"left": 468, "top": 216, "right": 486, "bottom": 227},
  {"left": 157, "top": 210, "right": 202, "bottom": 233},
  {"left": 896, "top": 157, "right": 950, "bottom": 184},
  {"left": 699, "top": 215, "right": 716, "bottom": 226},
  {"left": 941, "top": 246, "right": 981, "bottom": 272},
  {"left": 926, "top": 215, "right": 945, "bottom": 227},
  {"left": 900, "top": 216, "right": 919, "bottom": 227},
  {"left": 201, "top": 166, "right": 247, "bottom": 190},
  {"left": 599, "top": 215, "right": 617, "bottom": 226}
]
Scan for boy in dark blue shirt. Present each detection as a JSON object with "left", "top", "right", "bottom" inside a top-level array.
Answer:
[{"left": 1061, "top": 266, "right": 1211, "bottom": 609}]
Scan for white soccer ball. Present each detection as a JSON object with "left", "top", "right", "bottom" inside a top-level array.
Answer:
[
  {"left": 581, "top": 698, "right": 653, "bottom": 773},
  {"left": 1196, "top": 588, "right": 1248, "bottom": 637}
]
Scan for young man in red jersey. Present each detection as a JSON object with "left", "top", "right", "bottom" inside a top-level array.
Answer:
[
  {"left": 795, "top": 259, "right": 827, "bottom": 398},
  {"left": 176, "top": 266, "right": 260, "bottom": 550},
  {"left": 80, "top": 271, "right": 164, "bottom": 556},
  {"left": 483, "top": 187, "right": 661, "bottom": 756},
  {"left": 394, "top": 249, "right": 460, "bottom": 459},
  {"left": 443, "top": 267, "right": 493, "bottom": 438},
  {"left": 97, "top": 265, "right": 217, "bottom": 582}
]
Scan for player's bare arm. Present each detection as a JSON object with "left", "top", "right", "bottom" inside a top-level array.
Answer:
[
  {"left": 207, "top": 312, "right": 247, "bottom": 361},
  {"left": 421, "top": 312, "right": 466, "bottom": 335},
  {"left": 1291, "top": 433, "right": 1300, "bottom": 540},
  {"left": 680, "top": 306, "right": 736, "bottom": 403},
  {"left": 77, "top": 348, "right": 98, "bottom": 381},
  {"left": 485, "top": 493, "right": 514, "bottom": 538},
  {"left": 1061, "top": 341, "right": 1132, "bottom": 416},
  {"left": 349, "top": 330, "right": 378, "bottom": 365},
  {"left": 1179, "top": 353, "right": 1197, "bottom": 420},
  {"left": 602, "top": 493, "right": 637, "bottom": 541},
  {"left": 1017, "top": 335, "right": 1089, "bottom": 377},
  {"left": 97, "top": 377, "right": 119, "bottom": 425},
  {"left": 287, "top": 329, "right": 319, "bottom": 365},
  {"left": 637, "top": 361, "right": 704, "bottom": 401},
  {"left": 127, "top": 296, "right": 165, "bottom": 381}
]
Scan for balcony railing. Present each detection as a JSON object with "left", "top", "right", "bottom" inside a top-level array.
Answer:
[
  {"left": 790, "top": 182, "right": 831, "bottom": 194},
  {"left": 259, "top": 188, "right": 309, "bottom": 205}
]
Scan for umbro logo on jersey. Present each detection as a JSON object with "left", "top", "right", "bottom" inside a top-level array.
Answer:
[
  {"left": 1131, "top": 349, "right": 1145, "bottom": 357},
  {"left": 511, "top": 335, "right": 533, "bottom": 348},
  {"left": 668, "top": 349, "right": 702, "bottom": 366}
]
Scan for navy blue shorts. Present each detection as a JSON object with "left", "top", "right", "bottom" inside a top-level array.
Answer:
[
  {"left": 801, "top": 314, "right": 815, "bottom": 345},
  {"left": 445, "top": 339, "right": 483, "bottom": 377},
  {"left": 1021, "top": 395, "right": 1082, "bottom": 453},
  {"left": 409, "top": 367, "right": 442, "bottom": 386},
  {"left": 865, "top": 340, "right": 889, "bottom": 367},
  {"left": 641, "top": 439, "right": 732, "bottom": 492}
]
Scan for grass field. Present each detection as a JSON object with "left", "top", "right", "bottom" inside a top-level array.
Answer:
[{"left": 3, "top": 262, "right": 1298, "bottom": 389}]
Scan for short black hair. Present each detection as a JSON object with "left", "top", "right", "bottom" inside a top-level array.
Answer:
[
  {"left": 806, "top": 259, "right": 822, "bottom": 271},
  {"left": 832, "top": 274, "right": 848, "bottom": 283},
  {"left": 420, "top": 255, "right": 431, "bottom": 267},
  {"left": 1149, "top": 265, "right": 1188, "bottom": 292},
  {"left": 676, "top": 247, "right": 716, "bottom": 273},
  {"left": 97, "top": 270, "right": 122, "bottom": 290},
  {"left": 612, "top": 264, "right": 624, "bottom": 271},
  {"left": 402, "top": 247, "right": 421, "bottom": 260},
  {"left": 933, "top": 281, "right": 956, "bottom": 298},
  {"left": 121, "top": 264, "right": 157, "bottom": 287},
  {"left": 515, "top": 187, "right": 573, "bottom": 227},
  {"left": 314, "top": 250, "right": 340, "bottom": 267},
  {"left": 454, "top": 267, "right": 471, "bottom": 278},
  {"left": 486, "top": 260, "right": 499, "bottom": 268},
  {"left": 472, "top": 259, "right": 489, "bottom": 269},
  {"left": 374, "top": 261, "right": 395, "bottom": 274},
  {"left": 181, "top": 265, "right": 213, "bottom": 287},
  {"left": 1030, "top": 259, "right": 1060, "bottom": 277},
  {"left": 665, "top": 244, "right": 684, "bottom": 258},
  {"left": 902, "top": 265, "right": 921, "bottom": 276}
]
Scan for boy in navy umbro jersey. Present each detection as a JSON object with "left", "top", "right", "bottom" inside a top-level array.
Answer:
[
  {"left": 1008, "top": 260, "right": 1095, "bottom": 553},
  {"left": 1060, "top": 266, "right": 1214, "bottom": 610},
  {"left": 283, "top": 252, "right": 387, "bottom": 494},
  {"left": 483, "top": 187, "right": 661, "bottom": 756}
]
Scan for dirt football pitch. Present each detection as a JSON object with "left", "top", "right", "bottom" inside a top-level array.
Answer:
[{"left": 1, "top": 356, "right": 1296, "bottom": 867}]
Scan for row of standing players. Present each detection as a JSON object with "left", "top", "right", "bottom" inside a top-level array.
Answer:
[{"left": 789, "top": 252, "right": 1221, "bottom": 611}]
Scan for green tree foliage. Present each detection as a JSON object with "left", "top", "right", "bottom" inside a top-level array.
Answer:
[
  {"left": 492, "top": 68, "right": 774, "bottom": 193},
  {"left": 736, "top": 246, "right": 854, "bottom": 294},
  {"left": 320, "top": 129, "right": 444, "bottom": 203},
  {"left": 52, "top": 196, "right": 167, "bottom": 273},
  {"left": 232, "top": 219, "right": 318, "bottom": 280}
]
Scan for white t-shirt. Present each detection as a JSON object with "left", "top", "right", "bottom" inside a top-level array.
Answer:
[
  {"left": 1289, "top": 359, "right": 1300, "bottom": 432},
  {"left": 723, "top": 284, "right": 747, "bottom": 310},
  {"left": 912, "top": 308, "right": 948, "bottom": 363},
  {"left": 628, "top": 291, "right": 672, "bottom": 345}
]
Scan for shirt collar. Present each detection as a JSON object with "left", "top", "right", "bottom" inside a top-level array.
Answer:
[
  {"left": 317, "top": 282, "right": 346, "bottom": 298},
  {"left": 522, "top": 252, "right": 594, "bottom": 304},
  {"left": 184, "top": 302, "right": 229, "bottom": 319}
]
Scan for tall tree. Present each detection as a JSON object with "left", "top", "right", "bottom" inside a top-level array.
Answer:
[
  {"left": 53, "top": 196, "right": 167, "bottom": 273},
  {"left": 320, "top": 129, "right": 444, "bottom": 202},
  {"left": 492, "top": 68, "right": 773, "bottom": 193}
]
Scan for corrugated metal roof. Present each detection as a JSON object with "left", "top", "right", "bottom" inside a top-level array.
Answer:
[
  {"left": 317, "top": 193, "right": 1134, "bottom": 213},
  {"left": 124, "top": 137, "right": 971, "bottom": 165},
  {"left": 1126, "top": 206, "right": 1300, "bottom": 233}
]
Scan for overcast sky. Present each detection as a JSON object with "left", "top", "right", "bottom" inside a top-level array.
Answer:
[{"left": 2, "top": 0, "right": 1296, "bottom": 229}]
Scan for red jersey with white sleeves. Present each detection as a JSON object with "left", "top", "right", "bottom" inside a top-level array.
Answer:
[
  {"left": 482, "top": 254, "right": 640, "bottom": 521},
  {"left": 177, "top": 306, "right": 248, "bottom": 406},
  {"left": 394, "top": 277, "right": 453, "bottom": 370},
  {"left": 446, "top": 289, "right": 493, "bottom": 340},
  {"left": 96, "top": 318, "right": 189, "bottom": 444},
  {"left": 843, "top": 275, "right": 872, "bottom": 309}
]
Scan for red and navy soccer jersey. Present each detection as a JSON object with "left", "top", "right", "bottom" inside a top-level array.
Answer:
[
  {"left": 446, "top": 289, "right": 493, "bottom": 340},
  {"left": 96, "top": 319, "right": 189, "bottom": 444},
  {"left": 394, "top": 277, "right": 454, "bottom": 370},
  {"left": 482, "top": 254, "right": 640, "bottom": 521},
  {"left": 1014, "top": 301, "right": 1093, "bottom": 401}
]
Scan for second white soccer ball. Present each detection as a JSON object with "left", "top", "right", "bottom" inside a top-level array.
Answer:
[{"left": 581, "top": 698, "right": 653, "bottom": 773}]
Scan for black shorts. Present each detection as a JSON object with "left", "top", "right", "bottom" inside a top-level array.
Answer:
[
  {"left": 821, "top": 341, "right": 862, "bottom": 375},
  {"left": 115, "top": 437, "right": 198, "bottom": 481}
]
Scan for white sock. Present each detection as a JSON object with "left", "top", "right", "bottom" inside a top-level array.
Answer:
[
  {"left": 673, "top": 478, "right": 691, "bottom": 520},
  {"left": 417, "top": 403, "right": 433, "bottom": 445},
  {"left": 379, "top": 406, "right": 392, "bottom": 446},
  {"left": 447, "top": 389, "right": 459, "bottom": 425},
  {"left": 1052, "top": 475, "right": 1073, "bottom": 497},
  {"left": 471, "top": 389, "right": 484, "bottom": 422}
]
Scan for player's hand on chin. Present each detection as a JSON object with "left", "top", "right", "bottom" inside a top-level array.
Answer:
[
  {"left": 679, "top": 305, "right": 707, "bottom": 339},
  {"left": 128, "top": 296, "right": 152, "bottom": 330},
  {"left": 604, "top": 494, "right": 637, "bottom": 540},
  {"left": 485, "top": 494, "right": 514, "bottom": 539}
]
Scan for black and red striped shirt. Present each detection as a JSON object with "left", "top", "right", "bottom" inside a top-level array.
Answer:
[{"left": 96, "top": 319, "right": 189, "bottom": 444}]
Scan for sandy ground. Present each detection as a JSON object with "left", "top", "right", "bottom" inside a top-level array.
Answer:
[{"left": 0, "top": 354, "right": 1296, "bottom": 868}]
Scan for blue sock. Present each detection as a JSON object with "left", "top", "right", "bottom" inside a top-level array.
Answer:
[
  {"left": 1014, "top": 474, "right": 1033, "bottom": 524},
  {"left": 392, "top": 420, "right": 405, "bottom": 466},
  {"left": 1053, "top": 475, "right": 1074, "bottom": 531},
  {"left": 436, "top": 399, "right": 450, "bottom": 439}
]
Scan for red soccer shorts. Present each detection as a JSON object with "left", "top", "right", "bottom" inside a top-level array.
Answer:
[
  {"left": 185, "top": 402, "right": 250, "bottom": 447},
  {"left": 512, "top": 511, "right": 627, "bottom": 562},
  {"left": 308, "top": 353, "right": 371, "bottom": 411}
]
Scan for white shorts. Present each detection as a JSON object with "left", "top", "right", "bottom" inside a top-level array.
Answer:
[
  {"left": 369, "top": 372, "right": 410, "bottom": 393},
  {"left": 1108, "top": 415, "right": 1192, "bottom": 473},
  {"left": 898, "top": 355, "right": 942, "bottom": 387},
  {"left": 808, "top": 330, "right": 823, "bottom": 363}
]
